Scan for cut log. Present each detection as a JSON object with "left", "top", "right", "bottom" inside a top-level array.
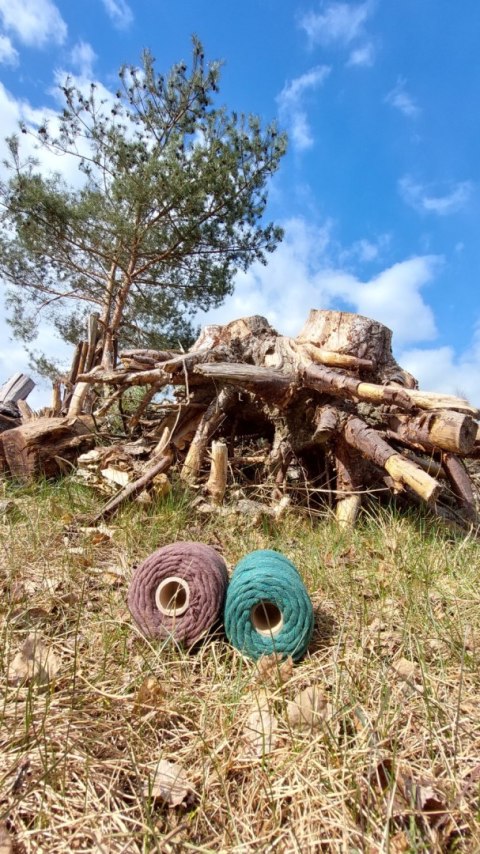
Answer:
[
  {"left": 0, "top": 373, "right": 35, "bottom": 404},
  {"left": 1, "top": 416, "right": 95, "bottom": 481},
  {"left": 388, "top": 411, "right": 477, "bottom": 455},
  {"left": 343, "top": 415, "right": 441, "bottom": 503},
  {"left": 205, "top": 439, "right": 228, "bottom": 504},
  {"left": 312, "top": 405, "right": 339, "bottom": 444}
]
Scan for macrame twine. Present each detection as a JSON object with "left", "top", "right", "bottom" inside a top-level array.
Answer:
[
  {"left": 224, "top": 549, "right": 314, "bottom": 661},
  {"left": 128, "top": 542, "right": 228, "bottom": 646}
]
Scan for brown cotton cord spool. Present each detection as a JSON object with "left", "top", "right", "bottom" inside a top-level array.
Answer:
[{"left": 127, "top": 541, "right": 228, "bottom": 646}]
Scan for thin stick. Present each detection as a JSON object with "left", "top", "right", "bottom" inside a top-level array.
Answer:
[{"left": 90, "top": 452, "right": 173, "bottom": 522}]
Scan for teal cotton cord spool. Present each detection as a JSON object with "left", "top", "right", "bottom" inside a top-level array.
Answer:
[{"left": 224, "top": 549, "right": 314, "bottom": 661}]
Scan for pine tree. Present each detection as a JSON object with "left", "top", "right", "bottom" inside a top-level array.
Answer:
[{"left": 0, "top": 38, "right": 286, "bottom": 371}]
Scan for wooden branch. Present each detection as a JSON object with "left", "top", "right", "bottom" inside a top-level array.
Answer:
[
  {"left": 51, "top": 381, "right": 62, "bottom": 416},
  {"left": 312, "top": 405, "right": 339, "bottom": 444},
  {"left": 205, "top": 439, "right": 228, "bottom": 504},
  {"left": 195, "top": 362, "right": 296, "bottom": 405},
  {"left": 181, "top": 388, "right": 237, "bottom": 483},
  {"left": 304, "top": 364, "right": 478, "bottom": 414},
  {"left": 297, "top": 339, "right": 374, "bottom": 371},
  {"left": 388, "top": 411, "right": 477, "bottom": 454},
  {"left": 304, "top": 364, "right": 414, "bottom": 409},
  {"left": 84, "top": 312, "right": 100, "bottom": 373},
  {"left": 335, "top": 437, "right": 362, "bottom": 528},
  {"left": 120, "top": 348, "right": 179, "bottom": 363},
  {"left": 127, "top": 385, "right": 159, "bottom": 432},
  {"left": 67, "top": 342, "right": 83, "bottom": 386},
  {"left": 442, "top": 454, "right": 477, "bottom": 522},
  {"left": 90, "top": 451, "right": 173, "bottom": 523},
  {"left": 76, "top": 366, "right": 169, "bottom": 387},
  {"left": 343, "top": 415, "right": 441, "bottom": 502}
]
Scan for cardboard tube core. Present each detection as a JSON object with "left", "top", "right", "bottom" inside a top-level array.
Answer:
[
  {"left": 155, "top": 577, "right": 190, "bottom": 617},
  {"left": 251, "top": 601, "right": 283, "bottom": 637}
]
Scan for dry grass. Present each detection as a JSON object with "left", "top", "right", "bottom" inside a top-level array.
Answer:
[{"left": 1, "top": 477, "right": 480, "bottom": 853}]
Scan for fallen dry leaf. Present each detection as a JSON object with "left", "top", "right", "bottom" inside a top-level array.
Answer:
[
  {"left": 144, "top": 759, "right": 192, "bottom": 807},
  {"left": 256, "top": 653, "right": 293, "bottom": 686},
  {"left": 7, "top": 634, "right": 59, "bottom": 687},
  {"left": 0, "top": 822, "right": 13, "bottom": 854},
  {"left": 133, "top": 676, "right": 164, "bottom": 716},
  {"left": 388, "top": 831, "right": 409, "bottom": 852},
  {"left": 239, "top": 692, "right": 278, "bottom": 758},
  {"left": 391, "top": 657, "right": 420, "bottom": 683},
  {"left": 286, "top": 684, "right": 329, "bottom": 730}
]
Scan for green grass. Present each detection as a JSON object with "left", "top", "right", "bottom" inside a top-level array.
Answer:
[{"left": 1, "top": 476, "right": 479, "bottom": 852}]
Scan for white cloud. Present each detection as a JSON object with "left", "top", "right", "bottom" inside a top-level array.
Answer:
[
  {"left": 277, "top": 66, "right": 330, "bottom": 151},
  {"left": 200, "top": 217, "right": 439, "bottom": 346},
  {"left": 101, "top": 0, "right": 133, "bottom": 29},
  {"left": 400, "top": 332, "right": 480, "bottom": 405},
  {"left": 0, "top": 33, "right": 18, "bottom": 65},
  {"left": 70, "top": 41, "right": 96, "bottom": 78},
  {"left": 300, "top": 1, "right": 373, "bottom": 46},
  {"left": 340, "top": 256, "right": 439, "bottom": 344},
  {"left": 399, "top": 176, "right": 473, "bottom": 215},
  {"left": 347, "top": 42, "right": 375, "bottom": 67},
  {"left": 385, "top": 78, "right": 420, "bottom": 118},
  {"left": 0, "top": 0, "right": 67, "bottom": 47}
]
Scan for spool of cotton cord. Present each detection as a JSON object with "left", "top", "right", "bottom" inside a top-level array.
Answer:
[
  {"left": 224, "top": 549, "right": 314, "bottom": 661},
  {"left": 128, "top": 541, "right": 228, "bottom": 646}
]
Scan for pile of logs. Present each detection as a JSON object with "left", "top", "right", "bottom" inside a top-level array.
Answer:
[{"left": 1, "top": 310, "right": 479, "bottom": 529}]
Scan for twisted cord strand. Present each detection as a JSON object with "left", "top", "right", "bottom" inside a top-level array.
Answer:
[
  {"left": 224, "top": 549, "right": 314, "bottom": 661},
  {"left": 128, "top": 542, "right": 228, "bottom": 646}
]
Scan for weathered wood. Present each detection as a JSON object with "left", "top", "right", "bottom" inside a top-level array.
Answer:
[
  {"left": 0, "top": 373, "right": 35, "bottom": 404},
  {"left": 297, "top": 339, "right": 374, "bottom": 371},
  {"left": 195, "top": 362, "right": 296, "bottom": 405},
  {"left": 76, "top": 366, "right": 169, "bottom": 387},
  {"left": 343, "top": 415, "right": 441, "bottom": 502},
  {"left": 67, "top": 342, "right": 83, "bottom": 386},
  {"left": 51, "top": 381, "right": 62, "bottom": 416},
  {"left": 17, "top": 400, "right": 36, "bottom": 422},
  {"left": 304, "top": 364, "right": 413, "bottom": 409},
  {"left": 85, "top": 313, "right": 100, "bottom": 373},
  {"left": 90, "top": 451, "right": 173, "bottom": 523},
  {"left": 312, "top": 405, "right": 340, "bottom": 444},
  {"left": 442, "top": 454, "right": 477, "bottom": 522},
  {"left": 181, "top": 388, "right": 237, "bottom": 483},
  {"left": 120, "top": 348, "right": 179, "bottom": 363},
  {"left": 388, "top": 411, "right": 477, "bottom": 455},
  {"left": 1, "top": 416, "right": 95, "bottom": 481},
  {"left": 299, "top": 309, "right": 416, "bottom": 385},
  {"left": 304, "top": 364, "right": 477, "bottom": 414},
  {"left": 335, "top": 437, "right": 362, "bottom": 527},
  {"left": 205, "top": 439, "right": 228, "bottom": 504},
  {"left": 67, "top": 314, "right": 100, "bottom": 416}
]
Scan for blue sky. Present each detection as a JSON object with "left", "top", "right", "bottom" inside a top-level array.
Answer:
[{"left": 0, "top": 0, "right": 479, "bottom": 406}]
